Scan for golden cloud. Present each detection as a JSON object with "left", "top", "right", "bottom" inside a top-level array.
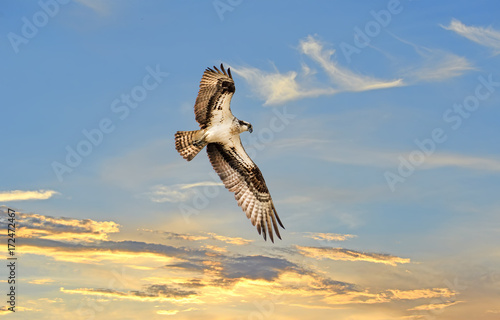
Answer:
[
  {"left": 409, "top": 300, "right": 463, "bottom": 311},
  {"left": 205, "top": 232, "right": 253, "bottom": 245},
  {"left": 28, "top": 278, "right": 55, "bottom": 285},
  {"left": 322, "top": 288, "right": 456, "bottom": 306},
  {"left": 140, "top": 229, "right": 209, "bottom": 241},
  {"left": 16, "top": 212, "right": 120, "bottom": 242},
  {"left": 387, "top": 288, "right": 455, "bottom": 300},
  {"left": 20, "top": 245, "right": 184, "bottom": 265},
  {"left": 0, "top": 189, "right": 59, "bottom": 201},
  {"left": 304, "top": 232, "right": 357, "bottom": 242},
  {"left": 60, "top": 286, "right": 201, "bottom": 304},
  {"left": 296, "top": 246, "right": 410, "bottom": 266},
  {"left": 157, "top": 309, "right": 179, "bottom": 315}
]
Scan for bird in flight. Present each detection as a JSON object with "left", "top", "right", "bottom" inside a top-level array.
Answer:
[{"left": 175, "top": 64, "right": 284, "bottom": 242}]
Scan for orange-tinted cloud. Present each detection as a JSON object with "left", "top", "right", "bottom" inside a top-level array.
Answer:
[
  {"left": 139, "top": 229, "right": 252, "bottom": 245},
  {"left": 322, "top": 288, "right": 456, "bottom": 305},
  {"left": 296, "top": 246, "right": 410, "bottom": 266},
  {"left": 205, "top": 232, "right": 253, "bottom": 245},
  {"left": 28, "top": 279, "right": 55, "bottom": 285},
  {"left": 7, "top": 209, "right": 465, "bottom": 319},
  {"left": 303, "top": 232, "right": 357, "bottom": 242},
  {"left": 15, "top": 212, "right": 119, "bottom": 242},
  {"left": 60, "top": 284, "right": 199, "bottom": 303},
  {"left": 0, "top": 189, "right": 59, "bottom": 201},
  {"left": 408, "top": 300, "right": 463, "bottom": 311}
]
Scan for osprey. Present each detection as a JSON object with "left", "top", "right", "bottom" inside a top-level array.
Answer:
[{"left": 175, "top": 64, "right": 285, "bottom": 242}]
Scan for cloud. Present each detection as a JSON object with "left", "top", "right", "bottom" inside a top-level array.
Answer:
[
  {"left": 235, "top": 33, "right": 475, "bottom": 105},
  {"left": 387, "top": 288, "right": 455, "bottom": 300},
  {"left": 143, "top": 182, "right": 223, "bottom": 203},
  {"left": 408, "top": 300, "right": 463, "bottom": 311},
  {"left": 404, "top": 49, "right": 473, "bottom": 82},
  {"left": 141, "top": 229, "right": 210, "bottom": 241},
  {"left": 74, "top": 0, "right": 111, "bottom": 15},
  {"left": 205, "top": 232, "right": 253, "bottom": 245},
  {"left": 0, "top": 307, "right": 10, "bottom": 315},
  {"left": 28, "top": 279, "right": 55, "bottom": 285},
  {"left": 0, "top": 189, "right": 59, "bottom": 201},
  {"left": 60, "top": 284, "right": 198, "bottom": 303},
  {"left": 2, "top": 212, "right": 120, "bottom": 242},
  {"left": 157, "top": 308, "right": 196, "bottom": 315},
  {"left": 298, "top": 36, "right": 404, "bottom": 91},
  {"left": 233, "top": 65, "right": 335, "bottom": 105},
  {"left": 296, "top": 246, "right": 410, "bottom": 266},
  {"left": 20, "top": 243, "right": 184, "bottom": 265},
  {"left": 443, "top": 19, "right": 500, "bottom": 54},
  {"left": 303, "top": 232, "right": 357, "bottom": 242},
  {"left": 272, "top": 121, "right": 500, "bottom": 174},
  {"left": 422, "top": 153, "right": 500, "bottom": 171},
  {"left": 8, "top": 210, "right": 470, "bottom": 317},
  {"left": 322, "top": 287, "right": 455, "bottom": 305},
  {"left": 157, "top": 310, "right": 179, "bottom": 315},
  {"left": 18, "top": 235, "right": 208, "bottom": 265},
  {"left": 222, "top": 255, "right": 297, "bottom": 281},
  {"left": 388, "top": 32, "right": 474, "bottom": 82},
  {"left": 140, "top": 229, "right": 253, "bottom": 245},
  {"left": 233, "top": 35, "right": 402, "bottom": 105}
]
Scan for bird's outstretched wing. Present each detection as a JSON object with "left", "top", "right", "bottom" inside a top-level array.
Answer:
[
  {"left": 206, "top": 141, "right": 284, "bottom": 242},
  {"left": 194, "top": 64, "right": 235, "bottom": 129}
]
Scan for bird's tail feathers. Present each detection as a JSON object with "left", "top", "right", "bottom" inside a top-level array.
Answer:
[{"left": 175, "top": 130, "right": 207, "bottom": 161}]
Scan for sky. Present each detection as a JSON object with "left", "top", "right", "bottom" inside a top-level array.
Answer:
[{"left": 1, "top": 0, "right": 500, "bottom": 319}]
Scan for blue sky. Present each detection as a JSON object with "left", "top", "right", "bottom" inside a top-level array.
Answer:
[{"left": 1, "top": 0, "right": 500, "bottom": 319}]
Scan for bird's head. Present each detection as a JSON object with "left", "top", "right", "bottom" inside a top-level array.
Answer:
[
  {"left": 239, "top": 120, "right": 253, "bottom": 133},
  {"left": 221, "top": 80, "right": 235, "bottom": 94}
]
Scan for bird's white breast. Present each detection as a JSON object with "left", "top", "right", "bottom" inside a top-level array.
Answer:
[{"left": 205, "top": 117, "right": 237, "bottom": 145}]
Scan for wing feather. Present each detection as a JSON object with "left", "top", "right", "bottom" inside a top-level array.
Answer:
[
  {"left": 206, "top": 142, "right": 285, "bottom": 242},
  {"left": 194, "top": 64, "right": 235, "bottom": 128}
]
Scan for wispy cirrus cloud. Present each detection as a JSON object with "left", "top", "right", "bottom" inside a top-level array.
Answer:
[
  {"left": 296, "top": 246, "right": 410, "bottom": 266},
  {"left": 0, "top": 189, "right": 59, "bottom": 202},
  {"left": 205, "top": 232, "right": 253, "bottom": 245},
  {"left": 233, "top": 35, "right": 402, "bottom": 105},
  {"left": 303, "top": 232, "right": 357, "bottom": 242},
  {"left": 299, "top": 35, "right": 404, "bottom": 91},
  {"left": 421, "top": 153, "right": 500, "bottom": 171},
  {"left": 387, "top": 31, "right": 474, "bottom": 83},
  {"left": 28, "top": 279, "right": 56, "bottom": 285},
  {"left": 141, "top": 229, "right": 210, "bottom": 241},
  {"left": 140, "top": 229, "right": 253, "bottom": 245},
  {"left": 271, "top": 117, "right": 500, "bottom": 173},
  {"left": 143, "top": 182, "right": 223, "bottom": 203},
  {"left": 74, "top": 0, "right": 111, "bottom": 15},
  {"left": 403, "top": 49, "right": 473, "bottom": 82},
  {"left": 408, "top": 300, "right": 463, "bottom": 311},
  {"left": 322, "top": 287, "right": 456, "bottom": 305},
  {"left": 61, "top": 284, "right": 198, "bottom": 303},
  {"left": 443, "top": 19, "right": 500, "bottom": 54},
  {"left": 234, "top": 34, "right": 473, "bottom": 105}
]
